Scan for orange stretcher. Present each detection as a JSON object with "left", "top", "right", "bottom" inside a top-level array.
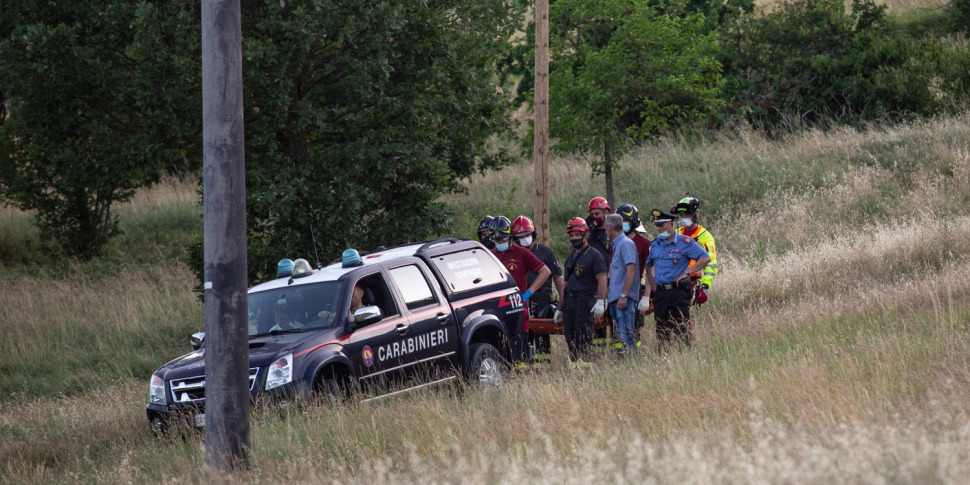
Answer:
[{"left": 529, "top": 315, "right": 610, "bottom": 336}]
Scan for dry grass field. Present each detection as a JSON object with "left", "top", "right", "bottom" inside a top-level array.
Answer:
[{"left": 3, "top": 110, "right": 970, "bottom": 483}]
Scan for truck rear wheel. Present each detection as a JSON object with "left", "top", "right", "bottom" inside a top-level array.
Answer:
[{"left": 468, "top": 342, "right": 506, "bottom": 388}]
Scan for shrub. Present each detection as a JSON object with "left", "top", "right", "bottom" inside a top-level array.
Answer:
[{"left": 720, "top": 0, "right": 970, "bottom": 129}]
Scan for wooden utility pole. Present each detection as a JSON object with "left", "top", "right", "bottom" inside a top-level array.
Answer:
[
  {"left": 533, "top": 0, "right": 550, "bottom": 245},
  {"left": 202, "top": 0, "right": 250, "bottom": 471}
]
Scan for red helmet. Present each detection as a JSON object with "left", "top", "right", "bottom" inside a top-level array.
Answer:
[
  {"left": 588, "top": 196, "right": 610, "bottom": 212},
  {"left": 566, "top": 217, "right": 588, "bottom": 233},
  {"left": 512, "top": 215, "right": 535, "bottom": 237}
]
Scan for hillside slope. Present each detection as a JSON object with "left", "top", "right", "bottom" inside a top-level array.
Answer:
[{"left": 3, "top": 115, "right": 970, "bottom": 482}]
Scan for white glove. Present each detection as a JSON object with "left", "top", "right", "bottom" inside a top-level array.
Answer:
[
  {"left": 591, "top": 299, "right": 606, "bottom": 319},
  {"left": 554, "top": 309, "right": 563, "bottom": 324},
  {"left": 638, "top": 297, "right": 651, "bottom": 313}
]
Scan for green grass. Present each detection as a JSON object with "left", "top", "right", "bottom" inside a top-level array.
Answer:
[{"left": 0, "top": 206, "right": 39, "bottom": 268}]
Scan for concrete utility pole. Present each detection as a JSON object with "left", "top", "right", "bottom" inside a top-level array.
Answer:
[
  {"left": 533, "top": 0, "right": 550, "bottom": 245},
  {"left": 202, "top": 0, "right": 250, "bottom": 471}
]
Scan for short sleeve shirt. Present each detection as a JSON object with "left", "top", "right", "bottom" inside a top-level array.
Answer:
[
  {"left": 527, "top": 243, "right": 562, "bottom": 306},
  {"left": 646, "top": 234, "right": 710, "bottom": 285},
  {"left": 492, "top": 244, "right": 547, "bottom": 293},
  {"left": 608, "top": 232, "right": 640, "bottom": 302},
  {"left": 631, "top": 233, "right": 651, "bottom": 280},
  {"left": 564, "top": 245, "right": 607, "bottom": 295}
]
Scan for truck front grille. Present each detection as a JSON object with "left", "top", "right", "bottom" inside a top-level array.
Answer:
[{"left": 170, "top": 368, "right": 259, "bottom": 403}]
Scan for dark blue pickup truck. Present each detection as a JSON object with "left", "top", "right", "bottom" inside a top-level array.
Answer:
[{"left": 147, "top": 238, "right": 526, "bottom": 431}]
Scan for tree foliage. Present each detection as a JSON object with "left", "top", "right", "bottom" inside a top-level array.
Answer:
[
  {"left": 231, "top": 0, "right": 525, "bottom": 280},
  {"left": 719, "top": 0, "right": 970, "bottom": 127},
  {"left": 548, "top": 0, "right": 722, "bottom": 203},
  {"left": 0, "top": 1, "right": 201, "bottom": 259},
  {"left": 1, "top": 0, "right": 523, "bottom": 270}
]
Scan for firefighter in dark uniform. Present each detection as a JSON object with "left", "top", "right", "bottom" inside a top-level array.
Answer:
[
  {"left": 616, "top": 203, "right": 650, "bottom": 346},
  {"left": 554, "top": 217, "right": 608, "bottom": 362},
  {"left": 644, "top": 209, "right": 711, "bottom": 352},
  {"left": 585, "top": 196, "right": 613, "bottom": 348},
  {"left": 585, "top": 197, "right": 612, "bottom": 262},
  {"left": 513, "top": 215, "right": 565, "bottom": 356}
]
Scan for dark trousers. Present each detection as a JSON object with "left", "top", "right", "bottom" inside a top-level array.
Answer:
[
  {"left": 563, "top": 293, "right": 596, "bottom": 361},
  {"left": 529, "top": 300, "right": 555, "bottom": 354},
  {"left": 634, "top": 287, "right": 645, "bottom": 342},
  {"left": 653, "top": 280, "right": 692, "bottom": 350}
]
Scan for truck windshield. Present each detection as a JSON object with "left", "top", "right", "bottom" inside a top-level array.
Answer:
[{"left": 248, "top": 281, "right": 344, "bottom": 336}]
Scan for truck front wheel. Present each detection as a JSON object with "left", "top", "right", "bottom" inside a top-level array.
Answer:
[
  {"left": 468, "top": 342, "right": 506, "bottom": 388},
  {"left": 313, "top": 376, "right": 345, "bottom": 406}
]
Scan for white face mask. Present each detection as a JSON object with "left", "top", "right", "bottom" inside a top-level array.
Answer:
[
  {"left": 680, "top": 218, "right": 693, "bottom": 227},
  {"left": 518, "top": 236, "right": 533, "bottom": 247}
]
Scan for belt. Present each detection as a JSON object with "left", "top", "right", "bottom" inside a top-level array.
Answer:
[
  {"left": 565, "top": 291, "right": 595, "bottom": 297},
  {"left": 656, "top": 282, "right": 686, "bottom": 291}
]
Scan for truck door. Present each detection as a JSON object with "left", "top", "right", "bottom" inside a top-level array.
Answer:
[
  {"left": 344, "top": 272, "right": 410, "bottom": 394},
  {"left": 387, "top": 263, "right": 459, "bottom": 380}
]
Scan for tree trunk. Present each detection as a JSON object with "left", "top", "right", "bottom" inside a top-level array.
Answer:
[
  {"left": 533, "top": 0, "right": 550, "bottom": 245},
  {"left": 202, "top": 0, "right": 250, "bottom": 472},
  {"left": 603, "top": 140, "right": 615, "bottom": 209}
]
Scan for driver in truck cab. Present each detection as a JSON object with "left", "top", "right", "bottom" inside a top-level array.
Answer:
[
  {"left": 316, "top": 284, "right": 366, "bottom": 325},
  {"left": 269, "top": 299, "right": 304, "bottom": 331}
]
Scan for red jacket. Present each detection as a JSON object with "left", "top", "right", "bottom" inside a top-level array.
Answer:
[
  {"left": 493, "top": 244, "right": 547, "bottom": 326},
  {"left": 630, "top": 233, "right": 651, "bottom": 280}
]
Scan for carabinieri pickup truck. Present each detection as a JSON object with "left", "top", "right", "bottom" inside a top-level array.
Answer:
[{"left": 147, "top": 238, "right": 526, "bottom": 432}]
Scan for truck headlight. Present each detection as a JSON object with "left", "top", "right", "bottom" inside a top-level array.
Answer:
[
  {"left": 265, "top": 354, "right": 293, "bottom": 390},
  {"left": 149, "top": 374, "right": 166, "bottom": 405}
]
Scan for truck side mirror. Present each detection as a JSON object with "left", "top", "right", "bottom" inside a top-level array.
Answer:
[
  {"left": 190, "top": 331, "right": 205, "bottom": 350},
  {"left": 353, "top": 305, "right": 382, "bottom": 327}
]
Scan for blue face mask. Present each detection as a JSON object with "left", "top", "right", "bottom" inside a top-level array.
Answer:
[
  {"left": 622, "top": 222, "right": 631, "bottom": 234},
  {"left": 495, "top": 242, "right": 510, "bottom": 252},
  {"left": 658, "top": 231, "right": 670, "bottom": 240}
]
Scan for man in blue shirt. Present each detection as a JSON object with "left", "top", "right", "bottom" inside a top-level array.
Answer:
[
  {"left": 645, "top": 209, "right": 711, "bottom": 351},
  {"left": 604, "top": 214, "right": 640, "bottom": 354}
]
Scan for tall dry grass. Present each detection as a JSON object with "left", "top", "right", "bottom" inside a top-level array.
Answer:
[
  {"left": 6, "top": 292, "right": 967, "bottom": 484},
  {"left": 4, "top": 113, "right": 970, "bottom": 482},
  {"left": 451, "top": 115, "right": 970, "bottom": 259},
  {"left": 0, "top": 176, "right": 202, "bottom": 398}
]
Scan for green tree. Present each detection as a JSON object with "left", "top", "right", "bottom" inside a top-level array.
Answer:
[
  {"left": 506, "top": 0, "right": 748, "bottom": 108},
  {"left": 548, "top": 0, "right": 722, "bottom": 204},
  {"left": 719, "top": 0, "right": 970, "bottom": 129},
  {"left": 0, "top": 1, "right": 201, "bottom": 258},
  {"left": 2, "top": 0, "right": 524, "bottom": 270},
  {"left": 238, "top": 0, "right": 525, "bottom": 280}
]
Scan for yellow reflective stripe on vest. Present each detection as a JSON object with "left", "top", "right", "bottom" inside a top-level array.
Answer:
[{"left": 679, "top": 225, "right": 718, "bottom": 288}]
